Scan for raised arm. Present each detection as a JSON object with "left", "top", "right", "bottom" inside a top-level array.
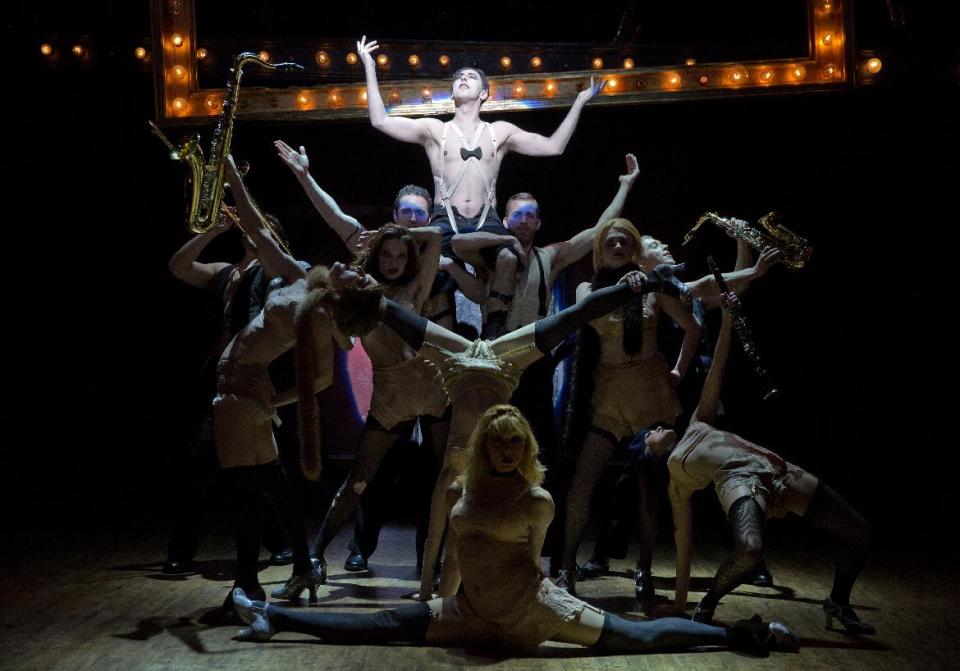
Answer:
[
  {"left": 167, "top": 212, "right": 233, "bottom": 288},
  {"left": 358, "top": 36, "right": 438, "bottom": 145},
  {"left": 687, "top": 241, "right": 780, "bottom": 300},
  {"left": 501, "top": 77, "right": 606, "bottom": 157},
  {"left": 660, "top": 294, "right": 703, "bottom": 385},
  {"left": 669, "top": 479, "right": 694, "bottom": 612},
  {"left": 223, "top": 155, "right": 305, "bottom": 284},
  {"left": 690, "top": 293, "right": 737, "bottom": 425},
  {"left": 700, "top": 238, "right": 753, "bottom": 310},
  {"left": 274, "top": 140, "right": 366, "bottom": 253},
  {"left": 547, "top": 153, "right": 640, "bottom": 276},
  {"left": 407, "top": 225, "right": 443, "bottom": 310}
]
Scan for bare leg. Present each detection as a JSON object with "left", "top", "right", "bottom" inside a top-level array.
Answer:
[{"left": 416, "top": 392, "right": 499, "bottom": 598}]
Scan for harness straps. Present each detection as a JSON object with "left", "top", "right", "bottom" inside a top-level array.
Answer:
[
  {"left": 434, "top": 121, "right": 498, "bottom": 231},
  {"left": 533, "top": 248, "right": 548, "bottom": 317}
]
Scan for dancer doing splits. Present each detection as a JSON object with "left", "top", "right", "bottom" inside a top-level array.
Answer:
[{"left": 233, "top": 405, "right": 797, "bottom": 655}]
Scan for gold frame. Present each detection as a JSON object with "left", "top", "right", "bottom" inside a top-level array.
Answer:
[{"left": 151, "top": 0, "right": 853, "bottom": 125}]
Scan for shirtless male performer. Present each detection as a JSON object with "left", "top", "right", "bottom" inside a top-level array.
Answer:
[{"left": 357, "top": 35, "right": 606, "bottom": 328}]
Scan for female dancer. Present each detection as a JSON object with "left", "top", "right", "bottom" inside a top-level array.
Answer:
[
  {"left": 372, "top": 262, "right": 692, "bottom": 601},
  {"left": 645, "top": 292, "right": 874, "bottom": 633},
  {"left": 576, "top": 231, "right": 781, "bottom": 595},
  {"left": 303, "top": 224, "right": 453, "bottom": 582},
  {"left": 214, "top": 156, "right": 384, "bottom": 606},
  {"left": 232, "top": 404, "right": 796, "bottom": 654},
  {"left": 558, "top": 218, "right": 701, "bottom": 596}
]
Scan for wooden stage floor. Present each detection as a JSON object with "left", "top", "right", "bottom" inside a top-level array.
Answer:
[{"left": 1, "top": 521, "right": 956, "bottom": 670}]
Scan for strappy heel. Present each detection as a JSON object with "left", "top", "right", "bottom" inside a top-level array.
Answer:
[{"left": 823, "top": 597, "right": 876, "bottom": 635}]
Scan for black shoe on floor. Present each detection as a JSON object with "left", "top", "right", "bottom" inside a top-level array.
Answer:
[
  {"left": 162, "top": 558, "right": 194, "bottom": 575},
  {"left": 750, "top": 563, "right": 774, "bottom": 588},
  {"left": 634, "top": 569, "right": 656, "bottom": 601},
  {"left": 580, "top": 557, "right": 610, "bottom": 579},
  {"left": 268, "top": 548, "right": 294, "bottom": 566},
  {"left": 343, "top": 552, "right": 368, "bottom": 572}
]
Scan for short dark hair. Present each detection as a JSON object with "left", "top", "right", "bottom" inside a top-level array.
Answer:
[
  {"left": 453, "top": 67, "right": 489, "bottom": 94},
  {"left": 392, "top": 184, "right": 432, "bottom": 214},
  {"left": 627, "top": 422, "right": 677, "bottom": 461},
  {"left": 504, "top": 192, "right": 539, "bottom": 218}
]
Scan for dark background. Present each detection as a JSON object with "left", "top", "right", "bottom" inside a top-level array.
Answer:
[{"left": 4, "top": 2, "right": 955, "bottom": 556}]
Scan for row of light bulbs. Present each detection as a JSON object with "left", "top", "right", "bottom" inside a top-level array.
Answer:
[
  {"left": 45, "top": 41, "right": 879, "bottom": 82},
  {"left": 166, "top": 57, "right": 883, "bottom": 116}
]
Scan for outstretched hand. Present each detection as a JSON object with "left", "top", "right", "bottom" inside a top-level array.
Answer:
[
  {"left": 576, "top": 76, "right": 607, "bottom": 105},
  {"left": 620, "top": 153, "right": 640, "bottom": 185},
  {"left": 274, "top": 140, "right": 309, "bottom": 176},
  {"left": 357, "top": 35, "right": 379, "bottom": 68}
]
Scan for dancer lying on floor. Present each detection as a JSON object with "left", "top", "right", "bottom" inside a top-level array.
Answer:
[{"left": 233, "top": 405, "right": 797, "bottom": 654}]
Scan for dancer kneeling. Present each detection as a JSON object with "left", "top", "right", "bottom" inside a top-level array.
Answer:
[
  {"left": 644, "top": 292, "right": 874, "bottom": 634},
  {"left": 233, "top": 405, "right": 797, "bottom": 654}
]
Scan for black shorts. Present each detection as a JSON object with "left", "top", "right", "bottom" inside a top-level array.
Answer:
[{"left": 431, "top": 205, "right": 511, "bottom": 270}]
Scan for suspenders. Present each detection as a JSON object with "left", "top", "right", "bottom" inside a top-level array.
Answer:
[{"left": 434, "top": 121, "right": 498, "bottom": 231}]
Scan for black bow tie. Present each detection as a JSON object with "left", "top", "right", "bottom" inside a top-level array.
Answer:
[{"left": 460, "top": 146, "right": 483, "bottom": 161}]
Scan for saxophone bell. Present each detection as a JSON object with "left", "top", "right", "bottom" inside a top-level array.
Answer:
[{"left": 684, "top": 212, "right": 812, "bottom": 270}]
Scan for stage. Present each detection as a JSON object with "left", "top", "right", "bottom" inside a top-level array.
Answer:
[{"left": 2, "top": 520, "right": 954, "bottom": 670}]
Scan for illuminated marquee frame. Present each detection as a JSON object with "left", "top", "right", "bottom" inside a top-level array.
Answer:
[{"left": 151, "top": 0, "right": 856, "bottom": 125}]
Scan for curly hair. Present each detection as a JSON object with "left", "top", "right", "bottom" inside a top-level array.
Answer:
[
  {"left": 463, "top": 405, "right": 546, "bottom": 487},
  {"left": 354, "top": 225, "right": 421, "bottom": 286}
]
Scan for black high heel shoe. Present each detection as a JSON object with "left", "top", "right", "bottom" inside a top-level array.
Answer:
[
  {"left": 270, "top": 558, "right": 325, "bottom": 603},
  {"left": 691, "top": 599, "right": 715, "bottom": 624},
  {"left": 823, "top": 597, "right": 876, "bottom": 635},
  {"left": 633, "top": 569, "right": 655, "bottom": 601},
  {"left": 731, "top": 614, "right": 800, "bottom": 654}
]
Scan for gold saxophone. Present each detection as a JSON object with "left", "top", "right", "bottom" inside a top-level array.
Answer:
[
  {"left": 683, "top": 212, "right": 813, "bottom": 270},
  {"left": 150, "top": 51, "right": 303, "bottom": 251}
]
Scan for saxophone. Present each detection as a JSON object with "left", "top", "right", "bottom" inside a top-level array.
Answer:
[
  {"left": 150, "top": 52, "right": 303, "bottom": 248},
  {"left": 683, "top": 212, "right": 813, "bottom": 270}
]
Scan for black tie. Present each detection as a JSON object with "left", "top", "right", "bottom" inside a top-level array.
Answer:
[{"left": 460, "top": 146, "right": 483, "bottom": 161}]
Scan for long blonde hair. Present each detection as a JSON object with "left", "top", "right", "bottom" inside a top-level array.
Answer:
[
  {"left": 592, "top": 217, "right": 642, "bottom": 273},
  {"left": 463, "top": 405, "right": 546, "bottom": 486},
  {"left": 294, "top": 266, "right": 384, "bottom": 480}
]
